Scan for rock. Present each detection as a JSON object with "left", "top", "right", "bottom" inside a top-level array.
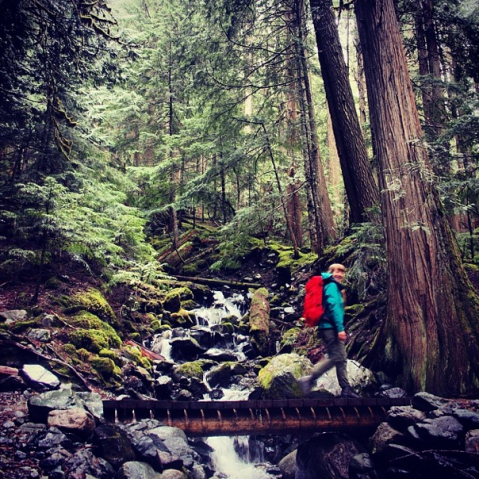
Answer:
[
  {"left": 161, "top": 470, "right": 186, "bottom": 479},
  {"left": 387, "top": 406, "right": 427, "bottom": 432},
  {"left": 453, "top": 408, "right": 479, "bottom": 429},
  {"left": 116, "top": 461, "right": 163, "bottom": 479},
  {"left": 92, "top": 424, "right": 136, "bottom": 468},
  {"left": 204, "top": 362, "right": 248, "bottom": 389},
  {"left": 62, "top": 448, "right": 115, "bottom": 478},
  {"left": 465, "top": 429, "right": 479, "bottom": 454},
  {"left": 414, "top": 416, "right": 464, "bottom": 447},
  {"left": 296, "top": 432, "right": 367, "bottom": 479},
  {"left": 258, "top": 353, "right": 311, "bottom": 399},
  {"left": 128, "top": 432, "right": 167, "bottom": 470},
  {"left": 369, "top": 422, "right": 406, "bottom": 455},
  {"left": 26, "top": 328, "right": 51, "bottom": 342},
  {"left": 0, "top": 310, "right": 28, "bottom": 323},
  {"left": 28, "top": 385, "right": 83, "bottom": 422},
  {"left": 377, "top": 387, "right": 408, "bottom": 399},
  {"left": 47, "top": 407, "right": 95, "bottom": 437},
  {"left": 315, "top": 360, "right": 375, "bottom": 396},
  {"left": 21, "top": 364, "right": 60, "bottom": 391},
  {"left": 412, "top": 392, "right": 449, "bottom": 412},
  {"left": 169, "top": 337, "right": 205, "bottom": 362},
  {"left": 278, "top": 449, "right": 297, "bottom": 479}
]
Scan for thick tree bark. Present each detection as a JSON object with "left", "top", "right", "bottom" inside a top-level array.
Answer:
[
  {"left": 355, "top": 0, "right": 479, "bottom": 396},
  {"left": 309, "top": 0, "right": 379, "bottom": 224}
]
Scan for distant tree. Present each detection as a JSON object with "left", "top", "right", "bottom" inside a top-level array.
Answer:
[{"left": 309, "top": 0, "right": 379, "bottom": 224}]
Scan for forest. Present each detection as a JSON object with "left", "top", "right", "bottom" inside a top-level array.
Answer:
[{"left": 1, "top": 0, "right": 479, "bottom": 402}]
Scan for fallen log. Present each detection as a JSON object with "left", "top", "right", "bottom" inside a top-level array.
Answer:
[
  {"left": 173, "top": 275, "right": 261, "bottom": 290},
  {"left": 0, "top": 365, "right": 19, "bottom": 376}
]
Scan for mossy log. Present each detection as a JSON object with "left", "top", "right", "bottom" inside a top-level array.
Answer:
[{"left": 173, "top": 275, "right": 261, "bottom": 290}]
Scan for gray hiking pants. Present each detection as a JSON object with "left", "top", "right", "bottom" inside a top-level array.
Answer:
[{"left": 311, "top": 328, "right": 350, "bottom": 389}]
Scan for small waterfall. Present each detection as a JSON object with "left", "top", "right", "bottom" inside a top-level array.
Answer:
[{"left": 150, "top": 290, "right": 277, "bottom": 478}]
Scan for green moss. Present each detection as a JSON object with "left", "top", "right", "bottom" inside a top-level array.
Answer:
[
  {"left": 63, "top": 288, "right": 117, "bottom": 325},
  {"left": 68, "top": 327, "right": 121, "bottom": 354},
  {"left": 91, "top": 356, "right": 121, "bottom": 379},
  {"left": 77, "top": 348, "right": 92, "bottom": 361},
  {"left": 123, "top": 345, "right": 152, "bottom": 369},
  {"left": 280, "top": 328, "right": 301, "bottom": 349},
  {"left": 9, "top": 318, "right": 42, "bottom": 333},
  {"left": 63, "top": 343, "right": 77, "bottom": 356},
  {"left": 69, "top": 311, "right": 121, "bottom": 349},
  {"left": 170, "top": 308, "right": 195, "bottom": 327},
  {"left": 99, "top": 348, "right": 122, "bottom": 366},
  {"left": 174, "top": 361, "right": 204, "bottom": 380}
]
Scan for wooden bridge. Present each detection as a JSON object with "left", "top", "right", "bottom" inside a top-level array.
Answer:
[{"left": 103, "top": 397, "right": 411, "bottom": 436}]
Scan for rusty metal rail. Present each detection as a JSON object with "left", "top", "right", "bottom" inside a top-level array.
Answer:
[{"left": 103, "top": 397, "right": 411, "bottom": 436}]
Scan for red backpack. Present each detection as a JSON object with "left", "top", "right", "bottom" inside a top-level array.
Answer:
[{"left": 302, "top": 276, "right": 325, "bottom": 327}]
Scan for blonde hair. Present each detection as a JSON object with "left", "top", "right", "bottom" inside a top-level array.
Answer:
[{"left": 328, "top": 263, "right": 346, "bottom": 273}]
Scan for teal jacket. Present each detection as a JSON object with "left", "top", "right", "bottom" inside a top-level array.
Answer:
[{"left": 318, "top": 273, "right": 345, "bottom": 332}]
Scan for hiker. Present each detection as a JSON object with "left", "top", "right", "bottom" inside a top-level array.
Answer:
[{"left": 298, "top": 263, "right": 360, "bottom": 398}]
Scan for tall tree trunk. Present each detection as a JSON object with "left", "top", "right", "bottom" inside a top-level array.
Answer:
[
  {"left": 355, "top": 0, "right": 479, "bottom": 397},
  {"left": 309, "top": 0, "right": 379, "bottom": 224},
  {"left": 292, "top": 0, "right": 336, "bottom": 253}
]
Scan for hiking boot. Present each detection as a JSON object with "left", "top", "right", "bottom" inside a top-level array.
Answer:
[
  {"left": 341, "top": 386, "right": 361, "bottom": 399},
  {"left": 298, "top": 375, "right": 313, "bottom": 395}
]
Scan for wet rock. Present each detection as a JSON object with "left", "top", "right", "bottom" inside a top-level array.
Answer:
[
  {"left": 161, "top": 470, "right": 187, "bottom": 479},
  {"left": 278, "top": 449, "right": 297, "bottom": 479},
  {"left": 169, "top": 337, "right": 205, "bottom": 362},
  {"left": 21, "top": 364, "right": 60, "bottom": 391},
  {"left": 128, "top": 432, "right": 167, "bottom": 470},
  {"left": 47, "top": 407, "right": 95, "bottom": 437},
  {"left": 205, "top": 362, "right": 248, "bottom": 389},
  {"left": 36, "top": 426, "right": 73, "bottom": 450},
  {"left": 202, "top": 348, "right": 238, "bottom": 362}
]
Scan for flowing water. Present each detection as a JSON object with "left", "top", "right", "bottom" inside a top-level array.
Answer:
[{"left": 151, "top": 291, "right": 278, "bottom": 478}]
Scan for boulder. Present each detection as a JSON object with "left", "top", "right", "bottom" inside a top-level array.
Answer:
[
  {"left": 21, "top": 364, "right": 60, "bottom": 391},
  {"left": 47, "top": 407, "right": 96, "bottom": 437},
  {"left": 258, "top": 353, "right": 311, "bottom": 399}
]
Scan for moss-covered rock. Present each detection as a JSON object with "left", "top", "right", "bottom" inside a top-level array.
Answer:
[
  {"left": 99, "top": 348, "right": 122, "bottom": 366},
  {"left": 123, "top": 345, "right": 152, "bottom": 370},
  {"left": 258, "top": 353, "right": 312, "bottom": 399},
  {"left": 91, "top": 356, "right": 121, "bottom": 379},
  {"left": 174, "top": 361, "right": 204, "bottom": 380},
  {"left": 170, "top": 308, "right": 195, "bottom": 328},
  {"left": 163, "top": 287, "right": 194, "bottom": 313},
  {"left": 68, "top": 329, "right": 111, "bottom": 353},
  {"left": 62, "top": 288, "right": 118, "bottom": 325},
  {"left": 69, "top": 311, "right": 122, "bottom": 350}
]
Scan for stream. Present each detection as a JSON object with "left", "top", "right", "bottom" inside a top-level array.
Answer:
[{"left": 150, "top": 291, "right": 279, "bottom": 479}]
